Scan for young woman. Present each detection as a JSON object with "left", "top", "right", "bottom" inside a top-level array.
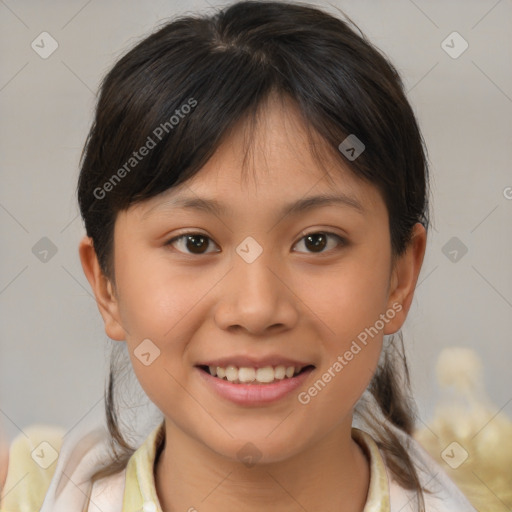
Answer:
[{"left": 0, "top": 1, "right": 477, "bottom": 510}]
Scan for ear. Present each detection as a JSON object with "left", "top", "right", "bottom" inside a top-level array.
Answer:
[
  {"left": 383, "top": 223, "right": 427, "bottom": 335},
  {"left": 78, "top": 236, "right": 126, "bottom": 341}
]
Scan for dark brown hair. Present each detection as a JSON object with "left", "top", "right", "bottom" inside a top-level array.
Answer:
[{"left": 77, "top": 1, "right": 431, "bottom": 509}]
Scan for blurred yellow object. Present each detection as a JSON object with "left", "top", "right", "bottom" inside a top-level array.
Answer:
[
  {"left": 0, "top": 423, "right": 8, "bottom": 494},
  {"left": 413, "top": 347, "right": 512, "bottom": 512},
  {"left": 0, "top": 424, "right": 64, "bottom": 512}
]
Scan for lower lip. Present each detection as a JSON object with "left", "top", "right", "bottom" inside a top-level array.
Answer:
[{"left": 196, "top": 366, "right": 314, "bottom": 406}]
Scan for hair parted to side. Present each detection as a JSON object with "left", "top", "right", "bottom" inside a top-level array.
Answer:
[{"left": 77, "top": 1, "right": 431, "bottom": 509}]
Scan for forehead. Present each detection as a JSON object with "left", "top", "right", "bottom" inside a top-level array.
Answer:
[{"left": 135, "top": 94, "right": 385, "bottom": 219}]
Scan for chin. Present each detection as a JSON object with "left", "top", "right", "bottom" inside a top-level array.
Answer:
[{"left": 202, "top": 429, "right": 308, "bottom": 467}]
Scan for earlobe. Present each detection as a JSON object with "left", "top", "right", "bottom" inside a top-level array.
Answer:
[
  {"left": 78, "top": 236, "right": 126, "bottom": 341},
  {"left": 383, "top": 223, "right": 427, "bottom": 335}
]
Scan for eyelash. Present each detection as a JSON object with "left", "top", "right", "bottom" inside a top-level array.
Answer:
[{"left": 164, "top": 230, "right": 347, "bottom": 255}]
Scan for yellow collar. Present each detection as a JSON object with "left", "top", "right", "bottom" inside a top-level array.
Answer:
[{"left": 122, "top": 422, "right": 390, "bottom": 511}]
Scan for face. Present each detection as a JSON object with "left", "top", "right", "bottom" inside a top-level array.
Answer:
[{"left": 84, "top": 95, "right": 422, "bottom": 464}]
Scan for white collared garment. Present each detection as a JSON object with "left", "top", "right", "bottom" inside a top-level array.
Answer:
[{"left": 0, "top": 418, "right": 477, "bottom": 512}]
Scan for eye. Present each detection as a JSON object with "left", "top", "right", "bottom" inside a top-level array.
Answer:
[
  {"left": 165, "top": 230, "right": 346, "bottom": 255},
  {"left": 165, "top": 232, "right": 220, "bottom": 255},
  {"left": 293, "top": 231, "right": 346, "bottom": 254}
]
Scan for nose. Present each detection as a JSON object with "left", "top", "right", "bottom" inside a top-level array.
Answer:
[{"left": 213, "top": 247, "right": 299, "bottom": 336}]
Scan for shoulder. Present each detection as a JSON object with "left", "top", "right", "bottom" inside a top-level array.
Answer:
[
  {"left": 386, "top": 427, "right": 478, "bottom": 512},
  {"left": 0, "top": 424, "right": 65, "bottom": 512}
]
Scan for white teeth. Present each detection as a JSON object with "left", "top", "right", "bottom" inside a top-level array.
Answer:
[
  {"left": 238, "top": 367, "right": 256, "bottom": 383},
  {"left": 225, "top": 365, "right": 238, "bottom": 382},
  {"left": 274, "top": 366, "right": 286, "bottom": 380},
  {"left": 204, "top": 364, "right": 305, "bottom": 384},
  {"left": 256, "top": 366, "right": 275, "bottom": 383}
]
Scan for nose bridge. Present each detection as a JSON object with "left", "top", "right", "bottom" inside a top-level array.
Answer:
[
  {"left": 234, "top": 240, "right": 280, "bottom": 315},
  {"left": 235, "top": 242, "right": 277, "bottom": 300},
  {"left": 214, "top": 238, "right": 297, "bottom": 334}
]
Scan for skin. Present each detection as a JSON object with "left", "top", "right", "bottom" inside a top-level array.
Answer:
[{"left": 80, "top": 94, "right": 426, "bottom": 512}]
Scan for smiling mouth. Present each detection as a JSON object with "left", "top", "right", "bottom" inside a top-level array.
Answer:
[{"left": 197, "top": 364, "right": 315, "bottom": 384}]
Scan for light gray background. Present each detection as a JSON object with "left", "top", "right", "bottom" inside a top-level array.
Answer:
[{"left": 1, "top": 0, "right": 511, "bottom": 446}]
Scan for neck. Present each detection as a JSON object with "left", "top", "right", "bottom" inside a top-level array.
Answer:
[{"left": 154, "top": 417, "right": 370, "bottom": 512}]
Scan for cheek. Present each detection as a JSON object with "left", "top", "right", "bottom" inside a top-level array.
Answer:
[
  {"left": 115, "top": 254, "right": 196, "bottom": 338},
  {"left": 298, "top": 350, "right": 380, "bottom": 434},
  {"left": 114, "top": 253, "right": 222, "bottom": 403},
  {"left": 300, "top": 310, "right": 384, "bottom": 421},
  {"left": 298, "top": 247, "right": 389, "bottom": 406},
  {"left": 300, "top": 250, "right": 391, "bottom": 343}
]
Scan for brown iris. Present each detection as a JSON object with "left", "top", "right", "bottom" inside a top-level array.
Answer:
[{"left": 304, "top": 233, "right": 328, "bottom": 253}]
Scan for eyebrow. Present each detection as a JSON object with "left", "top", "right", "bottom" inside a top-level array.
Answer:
[{"left": 142, "top": 192, "right": 365, "bottom": 220}]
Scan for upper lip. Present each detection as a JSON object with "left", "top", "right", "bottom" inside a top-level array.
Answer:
[{"left": 196, "top": 355, "right": 314, "bottom": 369}]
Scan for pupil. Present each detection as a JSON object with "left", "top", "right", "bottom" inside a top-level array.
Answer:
[
  {"left": 306, "top": 233, "right": 326, "bottom": 252},
  {"left": 186, "top": 235, "right": 208, "bottom": 254}
]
